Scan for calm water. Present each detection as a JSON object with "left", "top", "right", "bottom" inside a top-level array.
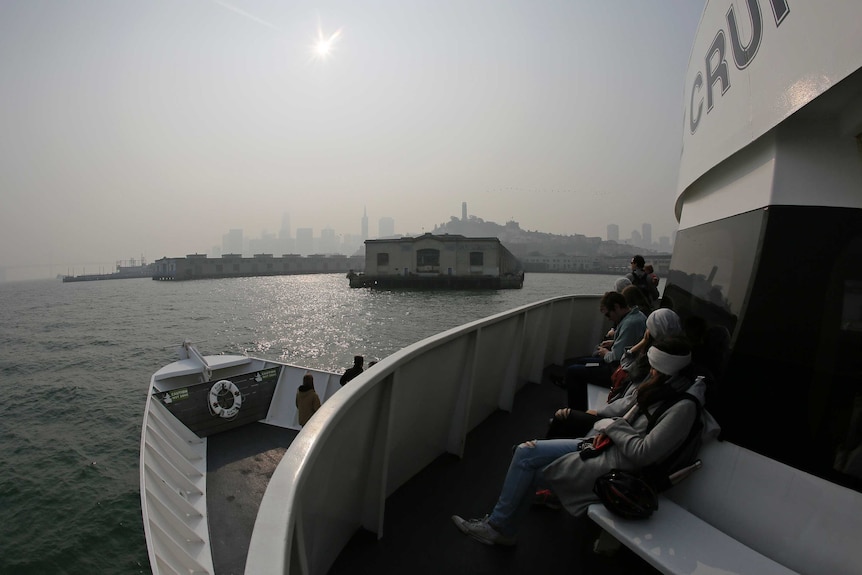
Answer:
[{"left": 0, "top": 273, "right": 621, "bottom": 574}]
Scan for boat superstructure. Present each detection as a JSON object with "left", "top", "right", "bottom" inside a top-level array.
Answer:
[{"left": 666, "top": 0, "right": 862, "bottom": 489}]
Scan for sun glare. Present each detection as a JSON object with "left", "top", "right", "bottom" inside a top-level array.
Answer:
[{"left": 313, "top": 27, "right": 342, "bottom": 61}]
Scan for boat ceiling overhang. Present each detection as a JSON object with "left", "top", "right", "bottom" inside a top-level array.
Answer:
[{"left": 675, "top": 0, "right": 862, "bottom": 221}]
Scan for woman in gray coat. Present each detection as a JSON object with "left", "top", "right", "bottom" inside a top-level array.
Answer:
[{"left": 452, "top": 337, "right": 699, "bottom": 546}]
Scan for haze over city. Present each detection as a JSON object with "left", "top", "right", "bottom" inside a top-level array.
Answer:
[{"left": 1, "top": 1, "right": 705, "bottom": 281}]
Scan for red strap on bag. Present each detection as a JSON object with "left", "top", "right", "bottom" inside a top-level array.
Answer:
[{"left": 608, "top": 366, "right": 629, "bottom": 402}]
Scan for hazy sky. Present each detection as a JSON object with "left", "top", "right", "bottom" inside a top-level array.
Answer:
[{"left": 1, "top": 0, "right": 705, "bottom": 278}]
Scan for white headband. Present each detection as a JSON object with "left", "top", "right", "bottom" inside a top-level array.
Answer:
[{"left": 647, "top": 347, "right": 692, "bottom": 376}]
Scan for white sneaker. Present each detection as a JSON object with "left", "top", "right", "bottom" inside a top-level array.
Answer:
[{"left": 451, "top": 515, "right": 517, "bottom": 546}]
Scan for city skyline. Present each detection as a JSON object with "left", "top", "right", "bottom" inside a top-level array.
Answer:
[
  {"left": 0, "top": 205, "right": 675, "bottom": 281},
  {"left": 212, "top": 208, "right": 672, "bottom": 259},
  {"left": 0, "top": 1, "right": 704, "bottom": 281}
]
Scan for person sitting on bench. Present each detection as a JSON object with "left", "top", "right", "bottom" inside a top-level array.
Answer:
[
  {"left": 560, "top": 291, "right": 647, "bottom": 412},
  {"left": 452, "top": 337, "right": 700, "bottom": 547},
  {"left": 547, "top": 308, "right": 684, "bottom": 439}
]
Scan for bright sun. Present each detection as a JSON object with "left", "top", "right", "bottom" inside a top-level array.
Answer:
[{"left": 313, "top": 27, "right": 342, "bottom": 60}]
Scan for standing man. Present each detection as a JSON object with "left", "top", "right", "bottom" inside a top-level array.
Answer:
[
  {"left": 563, "top": 291, "right": 646, "bottom": 410},
  {"left": 627, "top": 255, "right": 659, "bottom": 306},
  {"left": 340, "top": 355, "right": 364, "bottom": 386}
]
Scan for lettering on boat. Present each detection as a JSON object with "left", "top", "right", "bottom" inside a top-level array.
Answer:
[
  {"left": 689, "top": 0, "right": 790, "bottom": 134},
  {"left": 164, "top": 388, "right": 189, "bottom": 403}
]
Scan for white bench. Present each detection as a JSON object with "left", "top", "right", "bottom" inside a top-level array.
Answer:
[
  {"left": 586, "top": 382, "right": 609, "bottom": 412},
  {"left": 587, "top": 439, "right": 862, "bottom": 575}
]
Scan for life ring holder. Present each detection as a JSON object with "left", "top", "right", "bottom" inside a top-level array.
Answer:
[{"left": 208, "top": 379, "right": 243, "bottom": 419}]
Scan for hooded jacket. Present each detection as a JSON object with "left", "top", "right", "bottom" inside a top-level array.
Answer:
[
  {"left": 543, "top": 375, "right": 702, "bottom": 516},
  {"left": 296, "top": 383, "right": 321, "bottom": 426}
]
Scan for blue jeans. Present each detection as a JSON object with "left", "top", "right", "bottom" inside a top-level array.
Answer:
[{"left": 488, "top": 438, "right": 583, "bottom": 536}]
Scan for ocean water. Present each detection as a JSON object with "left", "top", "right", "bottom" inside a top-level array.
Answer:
[{"left": 0, "top": 272, "right": 620, "bottom": 574}]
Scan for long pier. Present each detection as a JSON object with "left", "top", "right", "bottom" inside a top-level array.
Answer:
[
  {"left": 62, "top": 272, "right": 151, "bottom": 282},
  {"left": 151, "top": 253, "right": 365, "bottom": 281}
]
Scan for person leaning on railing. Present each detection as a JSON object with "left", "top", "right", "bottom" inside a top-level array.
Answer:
[{"left": 296, "top": 373, "right": 321, "bottom": 426}]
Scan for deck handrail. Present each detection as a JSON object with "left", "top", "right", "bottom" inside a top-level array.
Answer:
[{"left": 245, "top": 294, "right": 606, "bottom": 575}]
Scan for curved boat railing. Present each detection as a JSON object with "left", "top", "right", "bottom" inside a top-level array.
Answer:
[
  {"left": 141, "top": 353, "right": 346, "bottom": 575},
  {"left": 140, "top": 393, "right": 212, "bottom": 575},
  {"left": 245, "top": 294, "right": 605, "bottom": 575}
]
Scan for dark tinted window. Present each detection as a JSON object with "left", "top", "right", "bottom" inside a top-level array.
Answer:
[
  {"left": 417, "top": 249, "right": 440, "bottom": 267},
  {"left": 470, "top": 251, "right": 483, "bottom": 266},
  {"left": 668, "top": 206, "right": 862, "bottom": 491},
  {"left": 664, "top": 209, "right": 764, "bottom": 342}
]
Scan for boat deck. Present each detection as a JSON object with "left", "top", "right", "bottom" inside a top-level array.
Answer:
[
  {"left": 207, "top": 423, "right": 299, "bottom": 575},
  {"left": 207, "top": 374, "right": 658, "bottom": 575}
]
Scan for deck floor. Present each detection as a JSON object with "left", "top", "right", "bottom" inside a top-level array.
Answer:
[
  {"left": 207, "top": 422, "right": 299, "bottom": 575},
  {"left": 205, "top": 376, "right": 659, "bottom": 575},
  {"left": 329, "top": 377, "right": 659, "bottom": 575}
]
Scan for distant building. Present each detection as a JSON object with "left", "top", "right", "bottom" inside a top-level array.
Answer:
[
  {"left": 607, "top": 224, "right": 619, "bottom": 242},
  {"left": 280, "top": 236, "right": 296, "bottom": 254},
  {"left": 153, "top": 253, "right": 364, "bottom": 281},
  {"left": 521, "top": 254, "right": 599, "bottom": 273},
  {"left": 279, "top": 212, "right": 291, "bottom": 241},
  {"left": 598, "top": 254, "right": 673, "bottom": 275},
  {"left": 320, "top": 228, "right": 337, "bottom": 253},
  {"left": 249, "top": 230, "right": 279, "bottom": 255},
  {"left": 379, "top": 217, "right": 395, "bottom": 238},
  {"left": 462, "top": 202, "right": 468, "bottom": 221},
  {"left": 223, "top": 229, "right": 243, "bottom": 256},
  {"left": 296, "top": 228, "right": 314, "bottom": 256},
  {"left": 642, "top": 223, "right": 652, "bottom": 249},
  {"left": 659, "top": 236, "right": 672, "bottom": 252},
  {"left": 351, "top": 233, "right": 523, "bottom": 289},
  {"left": 361, "top": 207, "right": 368, "bottom": 240},
  {"left": 341, "top": 233, "right": 364, "bottom": 256}
]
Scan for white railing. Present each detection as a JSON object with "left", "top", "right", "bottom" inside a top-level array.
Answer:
[
  {"left": 141, "top": 359, "right": 343, "bottom": 575},
  {"left": 140, "top": 396, "right": 213, "bottom": 575},
  {"left": 245, "top": 294, "right": 605, "bottom": 575}
]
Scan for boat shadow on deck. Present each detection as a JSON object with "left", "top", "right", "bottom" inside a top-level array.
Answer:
[
  {"left": 330, "top": 375, "right": 659, "bottom": 575},
  {"left": 208, "top": 423, "right": 299, "bottom": 575}
]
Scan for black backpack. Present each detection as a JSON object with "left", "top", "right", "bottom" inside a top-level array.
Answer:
[
  {"left": 639, "top": 391, "right": 704, "bottom": 492},
  {"left": 631, "top": 270, "right": 658, "bottom": 302}
]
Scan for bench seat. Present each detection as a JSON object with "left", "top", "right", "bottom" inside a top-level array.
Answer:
[
  {"left": 586, "top": 382, "right": 609, "bottom": 412},
  {"left": 587, "top": 439, "right": 862, "bottom": 575},
  {"left": 588, "top": 497, "right": 795, "bottom": 575}
]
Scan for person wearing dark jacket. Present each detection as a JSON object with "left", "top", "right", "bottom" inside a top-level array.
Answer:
[
  {"left": 296, "top": 373, "right": 321, "bottom": 426},
  {"left": 627, "top": 255, "right": 660, "bottom": 306},
  {"left": 340, "top": 355, "right": 364, "bottom": 385}
]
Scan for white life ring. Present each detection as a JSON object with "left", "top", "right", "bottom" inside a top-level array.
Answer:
[{"left": 209, "top": 379, "right": 243, "bottom": 419}]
